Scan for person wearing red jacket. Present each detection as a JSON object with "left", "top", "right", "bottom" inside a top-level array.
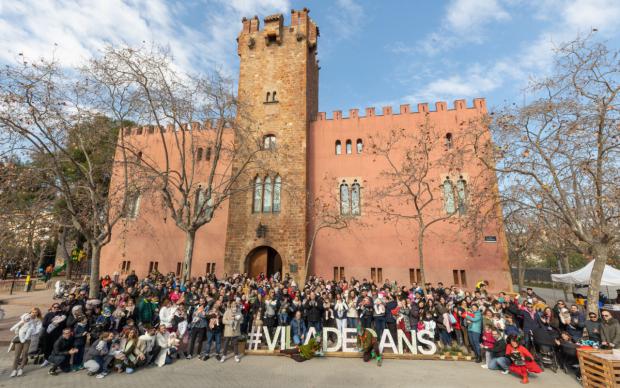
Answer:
[{"left": 506, "top": 335, "right": 542, "bottom": 384}]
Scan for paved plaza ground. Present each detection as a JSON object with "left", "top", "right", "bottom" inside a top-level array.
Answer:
[{"left": 0, "top": 286, "right": 579, "bottom": 387}]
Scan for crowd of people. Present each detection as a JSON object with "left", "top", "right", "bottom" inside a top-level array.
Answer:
[{"left": 7, "top": 270, "right": 620, "bottom": 384}]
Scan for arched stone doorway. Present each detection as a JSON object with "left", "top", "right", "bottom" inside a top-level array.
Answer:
[{"left": 246, "top": 246, "right": 282, "bottom": 279}]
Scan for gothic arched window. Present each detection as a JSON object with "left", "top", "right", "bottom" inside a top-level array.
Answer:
[
  {"left": 340, "top": 182, "right": 350, "bottom": 215},
  {"left": 253, "top": 176, "right": 263, "bottom": 213},
  {"left": 346, "top": 139, "right": 352, "bottom": 154},
  {"left": 263, "top": 176, "right": 273, "bottom": 213},
  {"left": 443, "top": 178, "right": 456, "bottom": 214},
  {"left": 335, "top": 140, "right": 342, "bottom": 155},
  {"left": 457, "top": 177, "right": 467, "bottom": 215},
  {"left": 351, "top": 180, "right": 361, "bottom": 215},
  {"left": 356, "top": 139, "right": 363, "bottom": 154},
  {"left": 273, "top": 175, "right": 281, "bottom": 213}
]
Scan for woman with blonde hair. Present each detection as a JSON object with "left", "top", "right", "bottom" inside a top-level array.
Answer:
[{"left": 10, "top": 307, "right": 42, "bottom": 377}]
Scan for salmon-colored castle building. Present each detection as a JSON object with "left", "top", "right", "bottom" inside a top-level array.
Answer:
[{"left": 101, "top": 9, "right": 512, "bottom": 291}]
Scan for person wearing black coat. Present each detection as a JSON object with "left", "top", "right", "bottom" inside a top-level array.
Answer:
[
  {"left": 385, "top": 295, "right": 398, "bottom": 340},
  {"left": 304, "top": 292, "right": 323, "bottom": 332},
  {"left": 40, "top": 304, "right": 67, "bottom": 363},
  {"left": 48, "top": 328, "right": 78, "bottom": 375}
]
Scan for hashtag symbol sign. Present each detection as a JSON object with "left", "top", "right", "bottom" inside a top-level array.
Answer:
[{"left": 247, "top": 325, "right": 263, "bottom": 350}]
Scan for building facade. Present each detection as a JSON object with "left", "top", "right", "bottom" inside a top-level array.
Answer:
[{"left": 100, "top": 9, "right": 512, "bottom": 291}]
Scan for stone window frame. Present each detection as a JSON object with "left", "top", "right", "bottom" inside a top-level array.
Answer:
[
  {"left": 338, "top": 176, "right": 363, "bottom": 217},
  {"left": 440, "top": 173, "right": 469, "bottom": 216}
]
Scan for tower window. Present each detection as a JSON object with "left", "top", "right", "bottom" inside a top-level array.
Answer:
[
  {"left": 205, "top": 147, "right": 212, "bottom": 161},
  {"left": 345, "top": 140, "right": 352, "bottom": 154},
  {"left": 340, "top": 181, "right": 350, "bottom": 215},
  {"left": 443, "top": 177, "right": 456, "bottom": 214},
  {"left": 356, "top": 139, "right": 363, "bottom": 154},
  {"left": 335, "top": 140, "right": 342, "bottom": 155},
  {"left": 196, "top": 147, "right": 204, "bottom": 161},
  {"left": 457, "top": 176, "right": 467, "bottom": 215},
  {"left": 266, "top": 92, "right": 271, "bottom": 102},
  {"left": 253, "top": 176, "right": 263, "bottom": 213},
  {"left": 446, "top": 133, "right": 453, "bottom": 149},
  {"left": 263, "top": 135, "right": 276, "bottom": 150},
  {"left": 272, "top": 91, "right": 277, "bottom": 102},
  {"left": 351, "top": 180, "right": 361, "bottom": 215}
]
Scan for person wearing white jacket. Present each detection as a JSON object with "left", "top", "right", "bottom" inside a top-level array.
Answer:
[
  {"left": 158, "top": 300, "right": 176, "bottom": 330},
  {"left": 10, "top": 308, "right": 43, "bottom": 377}
]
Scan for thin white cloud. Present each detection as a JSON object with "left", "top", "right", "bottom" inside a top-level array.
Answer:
[
  {"left": 327, "top": 0, "right": 365, "bottom": 40},
  {"left": 399, "top": 0, "right": 620, "bottom": 105},
  {"left": 0, "top": 0, "right": 291, "bottom": 75},
  {"left": 414, "top": 0, "right": 511, "bottom": 55}
]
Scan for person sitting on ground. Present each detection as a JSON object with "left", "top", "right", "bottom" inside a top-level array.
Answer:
[
  {"left": 486, "top": 329, "right": 510, "bottom": 374},
  {"left": 84, "top": 332, "right": 114, "bottom": 378},
  {"left": 137, "top": 325, "right": 158, "bottom": 365},
  {"left": 506, "top": 334, "right": 542, "bottom": 384}
]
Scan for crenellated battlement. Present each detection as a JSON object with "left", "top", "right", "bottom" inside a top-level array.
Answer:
[
  {"left": 238, "top": 8, "right": 318, "bottom": 52},
  {"left": 121, "top": 120, "right": 223, "bottom": 137},
  {"left": 313, "top": 98, "right": 487, "bottom": 121}
]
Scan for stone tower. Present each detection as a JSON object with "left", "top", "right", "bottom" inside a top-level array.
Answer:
[{"left": 223, "top": 9, "right": 319, "bottom": 282}]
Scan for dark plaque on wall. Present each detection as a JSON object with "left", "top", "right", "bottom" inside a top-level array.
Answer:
[{"left": 484, "top": 235, "right": 497, "bottom": 242}]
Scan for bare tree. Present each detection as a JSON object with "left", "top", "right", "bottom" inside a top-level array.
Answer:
[
  {"left": 0, "top": 58, "right": 137, "bottom": 297},
  {"left": 369, "top": 119, "right": 494, "bottom": 285},
  {"left": 475, "top": 37, "right": 619, "bottom": 313},
  {"left": 304, "top": 189, "right": 351, "bottom": 283},
  {"left": 87, "top": 46, "right": 261, "bottom": 283}
]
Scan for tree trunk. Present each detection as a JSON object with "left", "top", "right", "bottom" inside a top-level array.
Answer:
[
  {"left": 182, "top": 229, "right": 196, "bottom": 284},
  {"left": 560, "top": 253, "right": 572, "bottom": 297},
  {"left": 88, "top": 243, "right": 101, "bottom": 298},
  {"left": 517, "top": 256, "right": 525, "bottom": 292},
  {"left": 418, "top": 230, "right": 426, "bottom": 286},
  {"left": 587, "top": 244, "right": 608, "bottom": 314}
]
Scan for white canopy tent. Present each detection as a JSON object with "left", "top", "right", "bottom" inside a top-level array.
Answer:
[{"left": 551, "top": 260, "right": 620, "bottom": 287}]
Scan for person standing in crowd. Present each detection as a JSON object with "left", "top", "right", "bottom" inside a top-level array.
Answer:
[
  {"left": 9, "top": 307, "right": 42, "bottom": 377},
  {"left": 200, "top": 300, "right": 223, "bottom": 361},
  {"left": 466, "top": 304, "right": 483, "bottom": 363},
  {"left": 334, "top": 293, "right": 348, "bottom": 338},
  {"left": 601, "top": 309, "right": 620, "bottom": 348},
  {"left": 187, "top": 298, "right": 208, "bottom": 358},
  {"left": 221, "top": 300, "right": 242, "bottom": 363},
  {"left": 346, "top": 291, "right": 358, "bottom": 329},
  {"left": 304, "top": 291, "right": 323, "bottom": 333},
  {"left": 373, "top": 296, "right": 386, "bottom": 340},
  {"left": 40, "top": 303, "right": 66, "bottom": 366}
]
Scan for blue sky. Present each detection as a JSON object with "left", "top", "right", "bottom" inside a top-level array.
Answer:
[{"left": 1, "top": 0, "right": 619, "bottom": 113}]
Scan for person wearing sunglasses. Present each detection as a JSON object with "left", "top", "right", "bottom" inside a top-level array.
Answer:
[
  {"left": 600, "top": 309, "right": 620, "bottom": 349},
  {"left": 584, "top": 312, "right": 601, "bottom": 343}
]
